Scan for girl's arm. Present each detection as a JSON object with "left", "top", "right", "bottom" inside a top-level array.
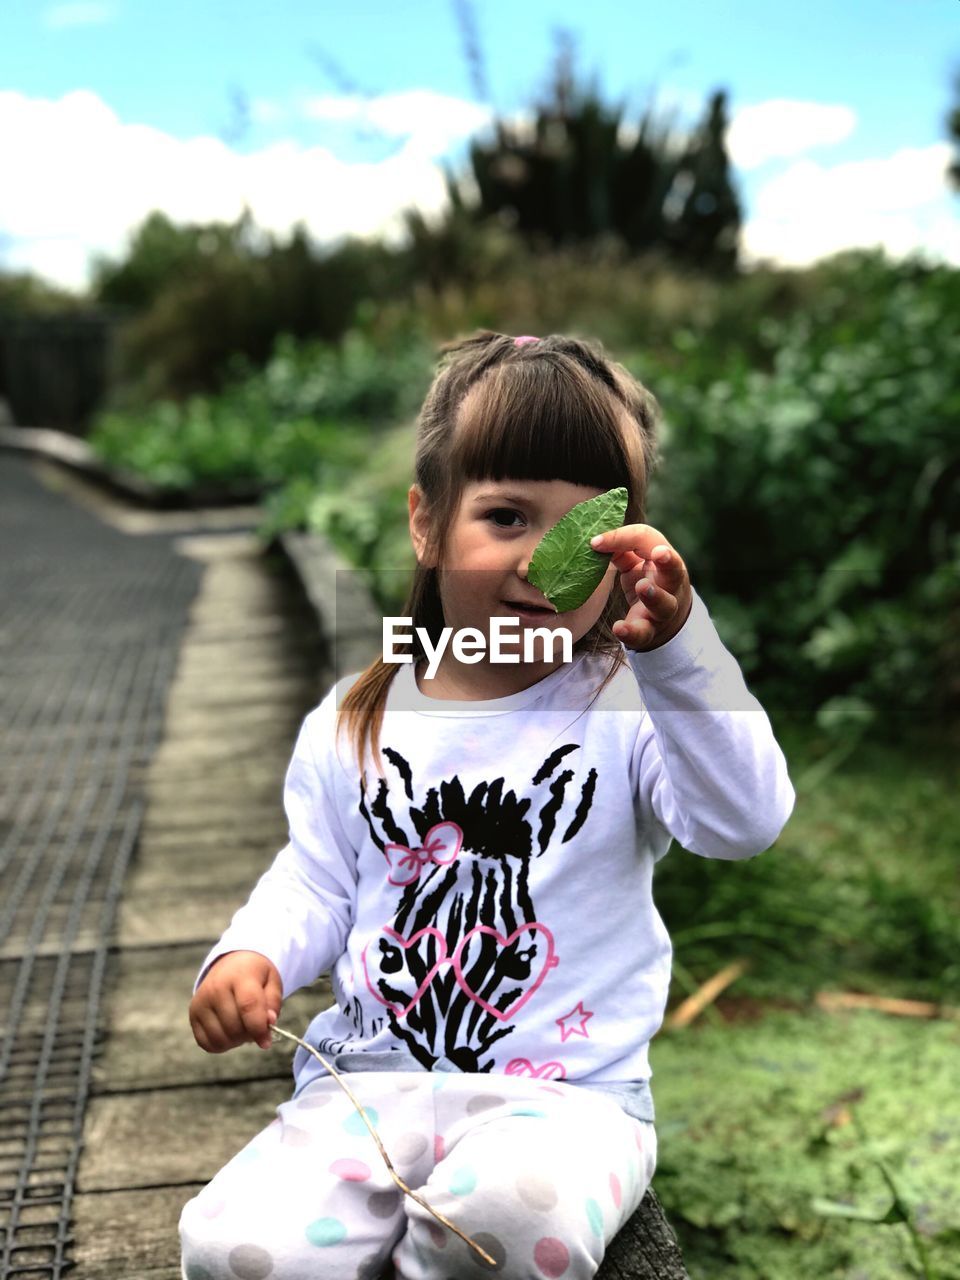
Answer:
[
  {"left": 627, "top": 585, "right": 796, "bottom": 860},
  {"left": 192, "top": 688, "right": 358, "bottom": 1000}
]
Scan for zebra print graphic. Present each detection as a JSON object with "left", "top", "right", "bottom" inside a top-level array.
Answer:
[{"left": 355, "top": 741, "right": 598, "bottom": 1071}]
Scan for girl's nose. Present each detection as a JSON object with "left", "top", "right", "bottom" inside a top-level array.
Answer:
[{"left": 517, "top": 535, "right": 540, "bottom": 581}]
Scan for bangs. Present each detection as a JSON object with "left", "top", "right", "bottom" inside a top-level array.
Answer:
[{"left": 448, "top": 355, "right": 636, "bottom": 498}]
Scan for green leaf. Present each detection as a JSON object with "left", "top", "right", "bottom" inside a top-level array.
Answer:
[{"left": 526, "top": 487, "right": 629, "bottom": 613}]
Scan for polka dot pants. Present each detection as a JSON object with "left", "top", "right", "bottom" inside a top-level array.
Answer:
[{"left": 179, "top": 1069, "right": 657, "bottom": 1280}]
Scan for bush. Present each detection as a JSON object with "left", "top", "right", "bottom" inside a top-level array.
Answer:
[
  {"left": 99, "top": 213, "right": 417, "bottom": 404},
  {"left": 89, "top": 328, "right": 435, "bottom": 492},
  {"left": 638, "top": 248, "right": 960, "bottom": 740},
  {"left": 261, "top": 418, "right": 419, "bottom": 614}
]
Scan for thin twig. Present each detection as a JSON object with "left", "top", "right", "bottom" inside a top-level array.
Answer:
[
  {"left": 270, "top": 1024, "right": 495, "bottom": 1267},
  {"left": 666, "top": 959, "right": 749, "bottom": 1029},
  {"left": 815, "top": 991, "right": 959, "bottom": 1020},
  {"left": 668, "top": 957, "right": 724, "bottom": 1027}
]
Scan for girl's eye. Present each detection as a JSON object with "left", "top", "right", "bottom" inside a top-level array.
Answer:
[{"left": 486, "top": 508, "right": 525, "bottom": 529}]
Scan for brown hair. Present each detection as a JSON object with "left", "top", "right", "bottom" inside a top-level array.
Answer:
[{"left": 334, "top": 329, "right": 662, "bottom": 782}]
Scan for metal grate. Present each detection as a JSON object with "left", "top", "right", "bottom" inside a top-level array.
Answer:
[{"left": 0, "top": 453, "right": 204, "bottom": 1277}]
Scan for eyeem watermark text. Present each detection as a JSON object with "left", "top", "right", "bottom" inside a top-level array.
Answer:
[{"left": 383, "top": 617, "right": 573, "bottom": 680}]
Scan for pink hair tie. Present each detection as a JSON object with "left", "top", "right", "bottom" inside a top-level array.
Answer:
[{"left": 514, "top": 334, "right": 539, "bottom": 347}]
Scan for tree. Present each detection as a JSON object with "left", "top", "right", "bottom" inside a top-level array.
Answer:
[
  {"left": 660, "top": 90, "right": 741, "bottom": 275},
  {"left": 92, "top": 204, "right": 414, "bottom": 400},
  {"left": 89, "top": 206, "right": 265, "bottom": 311},
  {"left": 444, "top": 30, "right": 741, "bottom": 272}
]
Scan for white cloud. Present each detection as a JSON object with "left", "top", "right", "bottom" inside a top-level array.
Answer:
[
  {"left": 0, "top": 88, "right": 477, "bottom": 292},
  {"left": 3, "top": 87, "right": 957, "bottom": 293},
  {"left": 3, "top": 236, "right": 94, "bottom": 288},
  {"left": 43, "top": 3, "right": 115, "bottom": 29},
  {"left": 727, "top": 99, "right": 857, "bottom": 170},
  {"left": 741, "top": 143, "right": 960, "bottom": 267},
  {"left": 753, "top": 144, "right": 952, "bottom": 216},
  {"left": 301, "top": 88, "right": 494, "bottom": 158}
]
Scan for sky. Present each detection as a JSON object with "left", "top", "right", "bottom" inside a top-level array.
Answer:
[{"left": 1, "top": 0, "right": 958, "bottom": 293}]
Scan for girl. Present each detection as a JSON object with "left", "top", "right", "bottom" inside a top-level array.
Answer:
[{"left": 180, "top": 330, "right": 795, "bottom": 1280}]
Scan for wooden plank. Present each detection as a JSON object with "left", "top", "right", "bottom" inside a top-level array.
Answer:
[
  {"left": 142, "top": 782, "right": 284, "bottom": 809},
  {"left": 53, "top": 511, "right": 340, "bottom": 1274},
  {"left": 128, "top": 824, "right": 286, "bottom": 857},
  {"left": 122, "top": 842, "right": 280, "bottom": 894},
  {"left": 92, "top": 943, "right": 334, "bottom": 1091},
  {"left": 140, "top": 732, "right": 297, "bottom": 768},
  {"left": 172, "top": 645, "right": 310, "bottom": 673},
  {"left": 151, "top": 703, "right": 306, "bottom": 737},
  {"left": 137, "top": 817, "right": 285, "bottom": 844},
  {"left": 71, "top": 1184, "right": 201, "bottom": 1280},
  {"left": 160, "top": 675, "right": 317, "bottom": 709},
  {"left": 116, "top": 886, "right": 270, "bottom": 949},
  {"left": 78, "top": 1079, "right": 286, "bottom": 1192},
  {"left": 143, "top": 767, "right": 288, "bottom": 792},
  {"left": 136, "top": 814, "right": 285, "bottom": 844},
  {"left": 178, "top": 614, "right": 291, "bottom": 641}
]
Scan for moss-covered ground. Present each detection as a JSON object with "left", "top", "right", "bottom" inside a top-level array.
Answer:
[
  {"left": 650, "top": 1011, "right": 959, "bottom": 1278},
  {"left": 647, "top": 721, "right": 958, "bottom": 1278}
]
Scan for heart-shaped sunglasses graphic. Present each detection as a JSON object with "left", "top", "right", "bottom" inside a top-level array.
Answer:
[{"left": 362, "top": 922, "right": 559, "bottom": 1022}]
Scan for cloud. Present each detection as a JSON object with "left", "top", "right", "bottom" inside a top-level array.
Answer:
[
  {"left": 2, "top": 87, "right": 957, "bottom": 293},
  {"left": 0, "top": 88, "right": 476, "bottom": 292},
  {"left": 43, "top": 2, "right": 115, "bottom": 29},
  {"left": 741, "top": 143, "right": 960, "bottom": 266},
  {"left": 727, "top": 99, "right": 857, "bottom": 170},
  {"left": 301, "top": 88, "right": 494, "bottom": 158}
]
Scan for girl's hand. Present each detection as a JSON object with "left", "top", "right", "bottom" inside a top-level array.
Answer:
[
  {"left": 590, "top": 525, "right": 692, "bottom": 652},
  {"left": 189, "top": 950, "right": 282, "bottom": 1053}
]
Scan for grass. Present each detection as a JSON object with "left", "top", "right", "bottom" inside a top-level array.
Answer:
[
  {"left": 647, "top": 722, "right": 959, "bottom": 1277},
  {"left": 649, "top": 1010, "right": 960, "bottom": 1279}
]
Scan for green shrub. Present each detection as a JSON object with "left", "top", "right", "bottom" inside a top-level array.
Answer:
[
  {"left": 259, "top": 417, "right": 419, "bottom": 614},
  {"left": 96, "top": 211, "right": 417, "bottom": 403},
  {"left": 639, "top": 248, "right": 960, "bottom": 740},
  {"left": 89, "top": 328, "right": 435, "bottom": 491}
]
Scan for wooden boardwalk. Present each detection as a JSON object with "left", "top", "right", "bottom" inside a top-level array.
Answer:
[{"left": 17, "top": 467, "right": 338, "bottom": 1278}]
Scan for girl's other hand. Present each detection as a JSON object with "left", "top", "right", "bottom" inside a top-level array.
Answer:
[
  {"left": 189, "top": 950, "right": 282, "bottom": 1053},
  {"left": 590, "top": 525, "right": 693, "bottom": 652}
]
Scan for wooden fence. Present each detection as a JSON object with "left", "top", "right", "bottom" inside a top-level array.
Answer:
[{"left": 0, "top": 309, "right": 123, "bottom": 435}]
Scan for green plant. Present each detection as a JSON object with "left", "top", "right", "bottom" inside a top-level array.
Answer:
[
  {"left": 812, "top": 1109, "right": 939, "bottom": 1280},
  {"left": 89, "top": 328, "right": 434, "bottom": 494},
  {"left": 654, "top": 725, "right": 960, "bottom": 1005},
  {"left": 651, "top": 1012, "right": 960, "bottom": 1279},
  {"left": 640, "top": 248, "right": 960, "bottom": 739}
]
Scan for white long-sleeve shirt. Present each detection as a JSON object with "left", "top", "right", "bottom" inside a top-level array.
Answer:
[{"left": 196, "top": 585, "right": 796, "bottom": 1121}]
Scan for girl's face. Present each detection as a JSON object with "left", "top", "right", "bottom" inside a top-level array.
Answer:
[{"left": 409, "top": 477, "right": 619, "bottom": 696}]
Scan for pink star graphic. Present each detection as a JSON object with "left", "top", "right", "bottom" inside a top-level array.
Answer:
[{"left": 556, "top": 1001, "right": 593, "bottom": 1042}]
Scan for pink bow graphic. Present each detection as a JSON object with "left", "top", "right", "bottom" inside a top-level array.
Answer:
[{"left": 384, "top": 821, "right": 463, "bottom": 886}]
